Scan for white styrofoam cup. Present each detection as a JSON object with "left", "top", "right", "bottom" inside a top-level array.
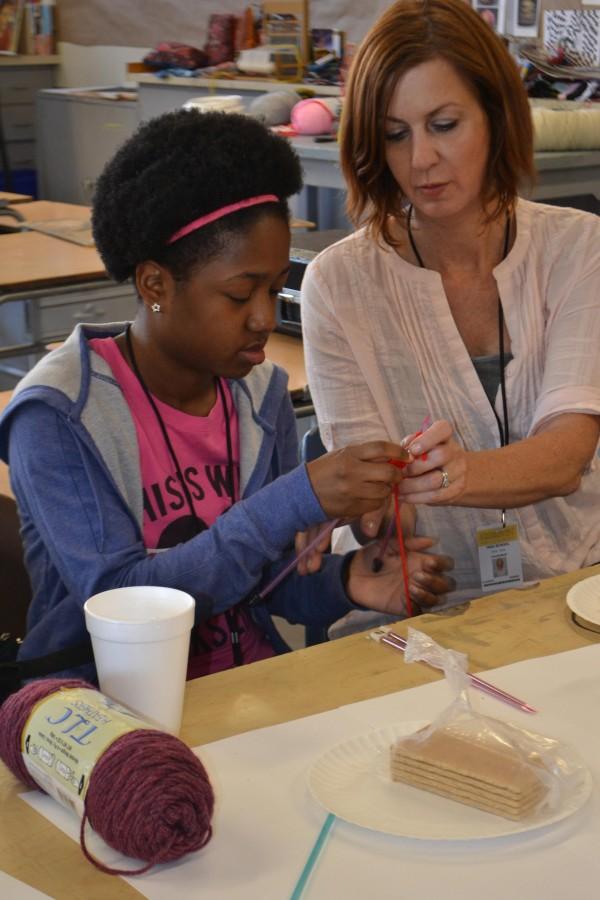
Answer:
[{"left": 84, "top": 586, "right": 195, "bottom": 735}]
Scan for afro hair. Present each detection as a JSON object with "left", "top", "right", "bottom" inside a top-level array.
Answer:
[{"left": 91, "top": 109, "right": 303, "bottom": 282}]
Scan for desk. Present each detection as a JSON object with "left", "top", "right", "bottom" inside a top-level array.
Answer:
[
  {"left": 0, "top": 565, "right": 598, "bottom": 898},
  {"left": 11, "top": 200, "right": 92, "bottom": 225},
  {"left": 0, "top": 202, "right": 137, "bottom": 372},
  {"left": 1, "top": 231, "right": 104, "bottom": 293},
  {"left": 0, "top": 57, "right": 59, "bottom": 191},
  {"left": 266, "top": 331, "right": 307, "bottom": 398},
  {"left": 0, "top": 192, "right": 32, "bottom": 204},
  {"left": 1, "top": 201, "right": 99, "bottom": 293}
]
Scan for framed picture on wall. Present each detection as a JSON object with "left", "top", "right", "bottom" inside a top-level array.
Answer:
[
  {"left": 510, "top": 0, "right": 539, "bottom": 37},
  {"left": 472, "top": 0, "right": 507, "bottom": 35},
  {"left": 0, "top": 0, "right": 24, "bottom": 54},
  {"left": 517, "top": 0, "right": 537, "bottom": 27}
]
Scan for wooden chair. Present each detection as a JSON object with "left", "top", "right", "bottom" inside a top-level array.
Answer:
[
  {"left": 300, "top": 425, "right": 330, "bottom": 647},
  {"left": 0, "top": 494, "right": 31, "bottom": 640}
]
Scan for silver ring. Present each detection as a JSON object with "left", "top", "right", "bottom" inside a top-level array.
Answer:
[{"left": 439, "top": 468, "right": 450, "bottom": 490}]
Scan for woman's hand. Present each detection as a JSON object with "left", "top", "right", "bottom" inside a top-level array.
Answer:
[
  {"left": 399, "top": 413, "right": 600, "bottom": 509},
  {"left": 398, "top": 419, "right": 468, "bottom": 505},
  {"left": 345, "top": 538, "right": 455, "bottom": 616},
  {"left": 306, "top": 441, "right": 410, "bottom": 519}
]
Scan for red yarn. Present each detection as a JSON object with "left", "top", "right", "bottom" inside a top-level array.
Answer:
[{"left": 0, "top": 679, "right": 214, "bottom": 875}]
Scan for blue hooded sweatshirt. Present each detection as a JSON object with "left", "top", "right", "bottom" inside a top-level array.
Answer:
[{"left": 0, "top": 323, "right": 357, "bottom": 681}]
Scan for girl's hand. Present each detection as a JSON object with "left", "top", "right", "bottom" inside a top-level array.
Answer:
[
  {"left": 294, "top": 524, "right": 334, "bottom": 575},
  {"left": 306, "top": 441, "right": 410, "bottom": 519},
  {"left": 400, "top": 535, "right": 455, "bottom": 607},
  {"left": 345, "top": 539, "right": 454, "bottom": 615},
  {"left": 355, "top": 501, "right": 389, "bottom": 542},
  {"left": 398, "top": 419, "right": 467, "bottom": 505}
]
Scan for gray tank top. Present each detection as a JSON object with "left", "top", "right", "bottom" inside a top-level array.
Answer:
[{"left": 471, "top": 353, "right": 513, "bottom": 407}]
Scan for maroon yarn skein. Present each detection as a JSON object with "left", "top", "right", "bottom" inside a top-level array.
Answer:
[{"left": 0, "top": 679, "right": 215, "bottom": 875}]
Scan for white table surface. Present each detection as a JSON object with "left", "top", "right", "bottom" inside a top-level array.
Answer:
[{"left": 23, "top": 642, "right": 600, "bottom": 899}]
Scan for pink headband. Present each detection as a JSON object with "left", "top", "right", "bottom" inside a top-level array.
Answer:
[{"left": 167, "top": 194, "right": 279, "bottom": 245}]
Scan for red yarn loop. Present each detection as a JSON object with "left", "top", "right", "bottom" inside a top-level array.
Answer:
[{"left": 0, "top": 679, "right": 214, "bottom": 875}]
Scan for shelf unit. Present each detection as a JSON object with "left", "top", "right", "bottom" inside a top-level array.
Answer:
[
  {"left": 36, "top": 87, "right": 138, "bottom": 203},
  {"left": 0, "top": 55, "right": 59, "bottom": 194}
]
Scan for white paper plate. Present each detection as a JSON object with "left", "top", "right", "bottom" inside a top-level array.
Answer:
[
  {"left": 566, "top": 574, "right": 600, "bottom": 625},
  {"left": 308, "top": 721, "right": 593, "bottom": 840}
]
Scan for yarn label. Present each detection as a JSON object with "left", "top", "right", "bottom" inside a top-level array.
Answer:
[{"left": 21, "top": 687, "right": 155, "bottom": 819}]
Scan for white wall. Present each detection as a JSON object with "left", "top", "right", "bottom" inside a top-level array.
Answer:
[
  {"left": 57, "top": 42, "right": 151, "bottom": 88},
  {"left": 53, "top": 1, "right": 393, "bottom": 89},
  {"left": 55, "top": 1, "right": 542, "bottom": 90}
]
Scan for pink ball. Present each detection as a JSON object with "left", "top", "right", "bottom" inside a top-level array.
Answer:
[{"left": 291, "top": 99, "right": 334, "bottom": 135}]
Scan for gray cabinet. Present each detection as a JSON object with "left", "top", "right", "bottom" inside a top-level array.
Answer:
[
  {"left": 0, "top": 281, "right": 139, "bottom": 389},
  {"left": 0, "top": 58, "right": 57, "bottom": 187},
  {"left": 36, "top": 88, "right": 138, "bottom": 203}
]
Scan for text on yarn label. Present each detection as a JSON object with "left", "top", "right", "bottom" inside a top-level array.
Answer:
[{"left": 21, "top": 687, "right": 155, "bottom": 818}]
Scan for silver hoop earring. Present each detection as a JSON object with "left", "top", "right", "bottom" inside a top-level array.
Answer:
[{"left": 151, "top": 303, "right": 161, "bottom": 313}]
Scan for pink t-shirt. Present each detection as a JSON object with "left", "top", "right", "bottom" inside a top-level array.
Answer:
[{"left": 90, "top": 337, "right": 275, "bottom": 676}]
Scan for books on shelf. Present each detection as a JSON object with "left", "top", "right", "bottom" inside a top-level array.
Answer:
[
  {"left": 0, "top": 0, "right": 55, "bottom": 56},
  {"left": 0, "top": 0, "right": 25, "bottom": 54},
  {"left": 22, "top": 0, "right": 55, "bottom": 55}
]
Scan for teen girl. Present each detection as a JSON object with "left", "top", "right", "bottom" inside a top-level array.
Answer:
[{"left": 0, "top": 110, "right": 453, "bottom": 682}]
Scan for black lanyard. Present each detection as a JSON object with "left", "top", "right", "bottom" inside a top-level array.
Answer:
[
  {"left": 124, "top": 324, "right": 244, "bottom": 665},
  {"left": 406, "top": 206, "right": 511, "bottom": 450},
  {"left": 407, "top": 207, "right": 512, "bottom": 526}
]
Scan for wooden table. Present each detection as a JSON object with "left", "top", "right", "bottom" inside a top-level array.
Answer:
[
  {"left": 0, "top": 192, "right": 32, "bottom": 204},
  {"left": 1, "top": 224, "right": 105, "bottom": 293},
  {"left": 10, "top": 200, "right": 92, "bottom": 224},
  {"left": 265, "top": 331, "right": 307, "bottom": 398},
  {"left": 0, "top": 564, "right": 599, "bottom": 898},
  {"left": 0, "top": 202, "right": 131, "bottom": 372}
]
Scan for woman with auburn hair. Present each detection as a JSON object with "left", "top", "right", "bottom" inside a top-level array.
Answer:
[{"left": 302, "top": 0, "right": 600, "bottom": 612}]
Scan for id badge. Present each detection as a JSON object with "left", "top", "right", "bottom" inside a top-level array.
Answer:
[{"left": 477, "top": 523, "right": 524, "bottom": 592}]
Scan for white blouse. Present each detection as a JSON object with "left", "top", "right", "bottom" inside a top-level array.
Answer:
[{"left": 302, "top": 199, "right": 600, "bottom": 602}]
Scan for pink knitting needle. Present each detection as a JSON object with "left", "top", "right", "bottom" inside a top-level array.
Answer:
[
  {"left": 259, "top": 420, "right": 434, "bottom": 602},
  {"left": 379, "top": 630, "right": 538, "bottom": 714},
  {"left": 257, "top": 519, "right": 340, "bottom": 600}
]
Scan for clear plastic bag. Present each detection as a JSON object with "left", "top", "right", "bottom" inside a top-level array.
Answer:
[{"left": 390, "top": 627, "right": 587, "bottom": 820}]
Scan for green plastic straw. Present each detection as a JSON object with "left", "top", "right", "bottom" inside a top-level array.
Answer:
[{"left": 290, "top": 813, "right": 336, "bottom": 900}]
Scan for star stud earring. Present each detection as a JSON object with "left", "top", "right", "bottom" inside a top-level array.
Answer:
[{"left": 151, "top": 303, "right": 161, "bottom": 313}]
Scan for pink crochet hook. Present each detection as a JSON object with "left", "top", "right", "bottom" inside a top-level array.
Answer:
[
  {"left": 379, "top": 630, "right": 537, "bottom": 714},
  {"left": 256, "top": 518, "right": 340, "bottom": 601}
]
